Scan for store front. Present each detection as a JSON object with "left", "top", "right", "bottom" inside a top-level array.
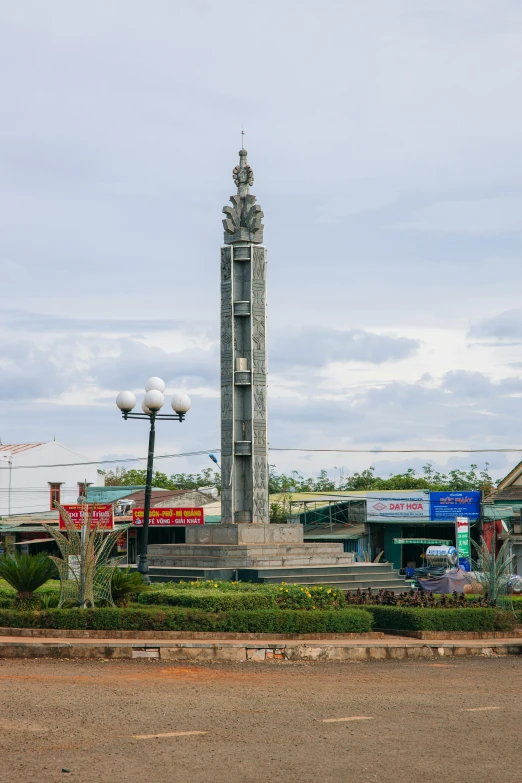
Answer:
[{"left": 370, "top": 522, "right": 457, "bottom": 569}]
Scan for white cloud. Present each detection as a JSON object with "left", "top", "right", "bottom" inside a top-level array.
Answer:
[
  {"left": 2, "top": 1, "right": 522, "bottom": 481},
  {"left": 391, "top": 197, "right": 522, "bottom": 235}
]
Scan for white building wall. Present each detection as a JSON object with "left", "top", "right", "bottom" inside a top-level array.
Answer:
[{"left": 0, "top": 443, "right": 99, "bottom": 517}]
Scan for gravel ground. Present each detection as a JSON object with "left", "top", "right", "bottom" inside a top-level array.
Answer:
[{"left": 0, "top": 656, "right": 520, "bottom": 783}]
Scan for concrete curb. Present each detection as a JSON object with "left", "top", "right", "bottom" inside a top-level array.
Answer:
[
  {"left": 0, "top": 636, "right": 521, "bottom": 661},
  {"left": 0, "top": 627, "right": 384, "bottom": 641}
]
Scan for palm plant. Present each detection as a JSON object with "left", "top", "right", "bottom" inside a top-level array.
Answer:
[
  {"left": 111, "top": 568, "right": 148, "bottom": 606},
  {"left": 0, "top": 552, "right": 56, "bottom": 604},
  {"left": 471, "top": 537, "right": 515, "bottom": 607}
]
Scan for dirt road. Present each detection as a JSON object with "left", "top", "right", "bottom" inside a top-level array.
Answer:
[{"left": 0, "top": 657, "right": 520, "bottom": 783}]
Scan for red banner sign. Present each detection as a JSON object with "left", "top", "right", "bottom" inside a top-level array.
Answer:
[
  {"left": 132, "top": 507, "right": 204, "bottom": 526},
  {"left": 59, "top": 504, "right": 114, "bottom": 530}
]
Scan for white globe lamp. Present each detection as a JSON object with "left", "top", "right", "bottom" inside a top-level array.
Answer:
[
  {"left": 171, "top": 393, "right": 191, "bottom": 414},
  {"left": 143, "top": 390, "right": 164, "bottom": 411},
  {"left": 116, "top": 391, "right": 136, "bottom": 412},
  {"left": 145, "top": 377, "right": 166, "bottom": 393},
  {"left": 142, "top": 400, "right": 152, "bottom": 415}
]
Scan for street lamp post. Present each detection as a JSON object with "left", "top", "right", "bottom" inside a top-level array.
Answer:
[{"left": 116, "top": 377, "right": 191, "bottom": 582}]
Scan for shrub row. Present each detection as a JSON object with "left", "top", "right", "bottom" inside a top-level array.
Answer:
[
  {"left": 366, "top": 606, "right": 517, "bottom": 632},
  {"left": 148, "top": 580, "right": 264, "bottom": 592},
  {"left": 0, "top": 607, "right": 372, "bottom": 633},
  {"left": 139, "top": 590, "right": 276, "bottom": 611},
  {"left": 140, "top": 584, "right": 345, "bottom": 611}
]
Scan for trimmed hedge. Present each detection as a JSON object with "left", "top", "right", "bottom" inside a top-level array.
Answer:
[
  {"left": 139, "top": 590, "right": 277, "bottom": 611},
  {"left": 366, "top": 606, "right": 516, "bottom": 632},
  {"left": 148, "top": 580, "right": 265, "bottom": 592},
  {"left": 0, "top": 607, "right": 372, "bottom": 633},
  {"left": 139, "top": 584, "right": 345, "bottom": 611}
]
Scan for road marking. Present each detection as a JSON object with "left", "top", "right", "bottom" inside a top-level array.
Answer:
[
  {"left": 134, "top": 731, "right": 208, "bottom": 739},
  {"left": 462, "top": 707, "right": 503, "bottom": 712},
  {"left": 321, "top": 717, "right": 373, "bottom": 723}
]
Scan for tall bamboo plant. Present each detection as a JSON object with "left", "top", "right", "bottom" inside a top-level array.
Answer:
[{"left": 44, "top": 503, "right": 126, "bottom": 608}]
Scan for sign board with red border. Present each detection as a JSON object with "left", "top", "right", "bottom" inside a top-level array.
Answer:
[
  {"left": 132, "top": 507, "right": 204, "bottom": 526},
  {"left": 59, "top": 504, "right": 114, "bottom": 530}
]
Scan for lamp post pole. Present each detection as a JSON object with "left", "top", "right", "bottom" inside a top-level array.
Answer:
[
  {"left": 116, "top": 378, "right": 191, "bottom": 583},
  {"left": 139, "top": 412, "right": 156, "bottom": 580}
]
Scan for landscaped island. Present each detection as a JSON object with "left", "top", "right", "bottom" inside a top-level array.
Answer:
[{"left": 0, "top": 569, "right": 518, "bottom": 634}]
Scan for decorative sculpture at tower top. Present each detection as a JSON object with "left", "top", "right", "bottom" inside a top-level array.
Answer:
[{"left": 222, "top": 148, "right": 264, "bottom": 245}]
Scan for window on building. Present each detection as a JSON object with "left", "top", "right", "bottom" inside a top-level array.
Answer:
[
  {"left": 49, "top": 483, "right": 61, "bottom": 510},
  {"left": 77, "top": 482, "right": 92, "bottom": 502}
]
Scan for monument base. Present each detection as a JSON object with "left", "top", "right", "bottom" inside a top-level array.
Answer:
[
  {"left": 148, "top": 524, "right": 356, "bottom": 571},
  {"left": 185, "top": 524, "right": 303, "bottom": 546}
]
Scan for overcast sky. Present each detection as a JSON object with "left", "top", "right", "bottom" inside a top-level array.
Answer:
[{"left": 1, "top": 0, "right": 522, "bottom": 482}]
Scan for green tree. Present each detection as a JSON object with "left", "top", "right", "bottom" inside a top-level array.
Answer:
[
  {"left": 101, "top": 466, "right": 221, "bottom": 492},
  {"left": 268, "top": 463, "right": 496, "bottom": 494}
]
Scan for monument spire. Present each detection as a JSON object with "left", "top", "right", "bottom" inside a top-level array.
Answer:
[{"left": 220, "top": 144, "right": 269, "bottom": 524}]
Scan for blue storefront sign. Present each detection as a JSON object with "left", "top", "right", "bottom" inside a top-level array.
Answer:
[{"left": 429, "top": 491, "right": 481, "bottom": 521}]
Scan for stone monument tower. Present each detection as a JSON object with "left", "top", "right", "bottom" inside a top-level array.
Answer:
[{"left": 220, "top": 147, "right": 268, "bottom": 526}]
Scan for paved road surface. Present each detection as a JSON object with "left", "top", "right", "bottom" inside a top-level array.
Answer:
[{"left": 0, "top": 657, "right": 520, "bottom": 783}]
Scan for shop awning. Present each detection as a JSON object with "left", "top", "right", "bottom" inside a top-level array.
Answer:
[{"left": 393, "top": 538, "right": 452, "bottom": 545}]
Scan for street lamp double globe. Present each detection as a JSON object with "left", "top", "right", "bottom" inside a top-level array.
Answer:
[
  {"left": 116, "top": 377, "right": 191, "bottom": 420},
  {"left": 116, "top": 377, "right": 191, "bottom": 581}
]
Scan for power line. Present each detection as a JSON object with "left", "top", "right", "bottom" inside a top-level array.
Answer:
[
  {"left": 0, "top": 449, "right": 220, "bottom": 471},
  {"left": 0, "top": 445, "right": 520, "bottom": 471},
  {"left": 269, "top": 448, "right": 522, "bottom": 454}
]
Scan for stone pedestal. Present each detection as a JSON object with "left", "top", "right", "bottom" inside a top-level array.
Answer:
[
  {"left": 148, "top": 524, "right": 356, "bottom": 573},
  {"left": 185, "top": 524, "right": 303, "bottom": 546}
]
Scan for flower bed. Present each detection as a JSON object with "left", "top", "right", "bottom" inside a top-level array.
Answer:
[
  {"left": 0, "top": 607, "right": 372, "bottom": 634},
  {"left": 345, "top": 588, "right": 492, "bottom": 608}
]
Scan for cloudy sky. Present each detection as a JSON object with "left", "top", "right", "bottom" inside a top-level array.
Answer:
[{"left": 1, "top": 0, "right": 522, "bottom": 482}]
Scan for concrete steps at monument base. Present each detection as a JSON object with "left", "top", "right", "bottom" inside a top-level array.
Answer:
[
  {"left": 240, "top": 564, "right": 412, "bottom": 593},
  {"left": 144, "top": 563, "right": 413, "bottom": 593}
]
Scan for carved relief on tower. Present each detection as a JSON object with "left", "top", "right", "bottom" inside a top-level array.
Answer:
[
  {"left": 254, "top": 427, "right": 267, "bottom": 451},
  {"left": 220, "top": 455, "right": 233, "bottom": 524},
  {"left": 253, "top": 355, "right": 265, "bottom": 375},
  {"left": 253, "top": 496, "right": 267, "bottom": 523},
  {"left": 253, "top": 456, "right": 267, "bottom": 489},
  {"left": 221, "top": 428, "right": 233, "bottom": 456},
  {"left": 253, "top": 387, "right": 266, "bottom": 421},
  {"left": 221, "top": 247, "right": 231, "bottom": 280},
  {"left": 221, "top": 387, "right": 233, "bottom": 420},
  {"left": 252, "top": 246, "right": 266, "bottom": 280},
  {"left": 252, "top": 316, "right": 265, "bottom": 351},
  {"left": 252, "top": 284, "right": 265, "bottom": 309},
  {"left": 221, "top": 284, "right": 232, "bottom": 312},
  {"left": 221, "top": 313, "right": 233, "bottom": 353}
]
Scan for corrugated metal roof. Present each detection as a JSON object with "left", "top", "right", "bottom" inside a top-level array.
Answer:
[
  {"left": 304, "top": 523, "right": 366, "bottom": 540},
  {"left": 272, "top": 492, "right": 367, "bottom": 502},
  {"left": 0, "top": 443, "right": 44, "bottom": 454},
  {"left": 486, "top": 487, "right": 522, "bottom": 502}
]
